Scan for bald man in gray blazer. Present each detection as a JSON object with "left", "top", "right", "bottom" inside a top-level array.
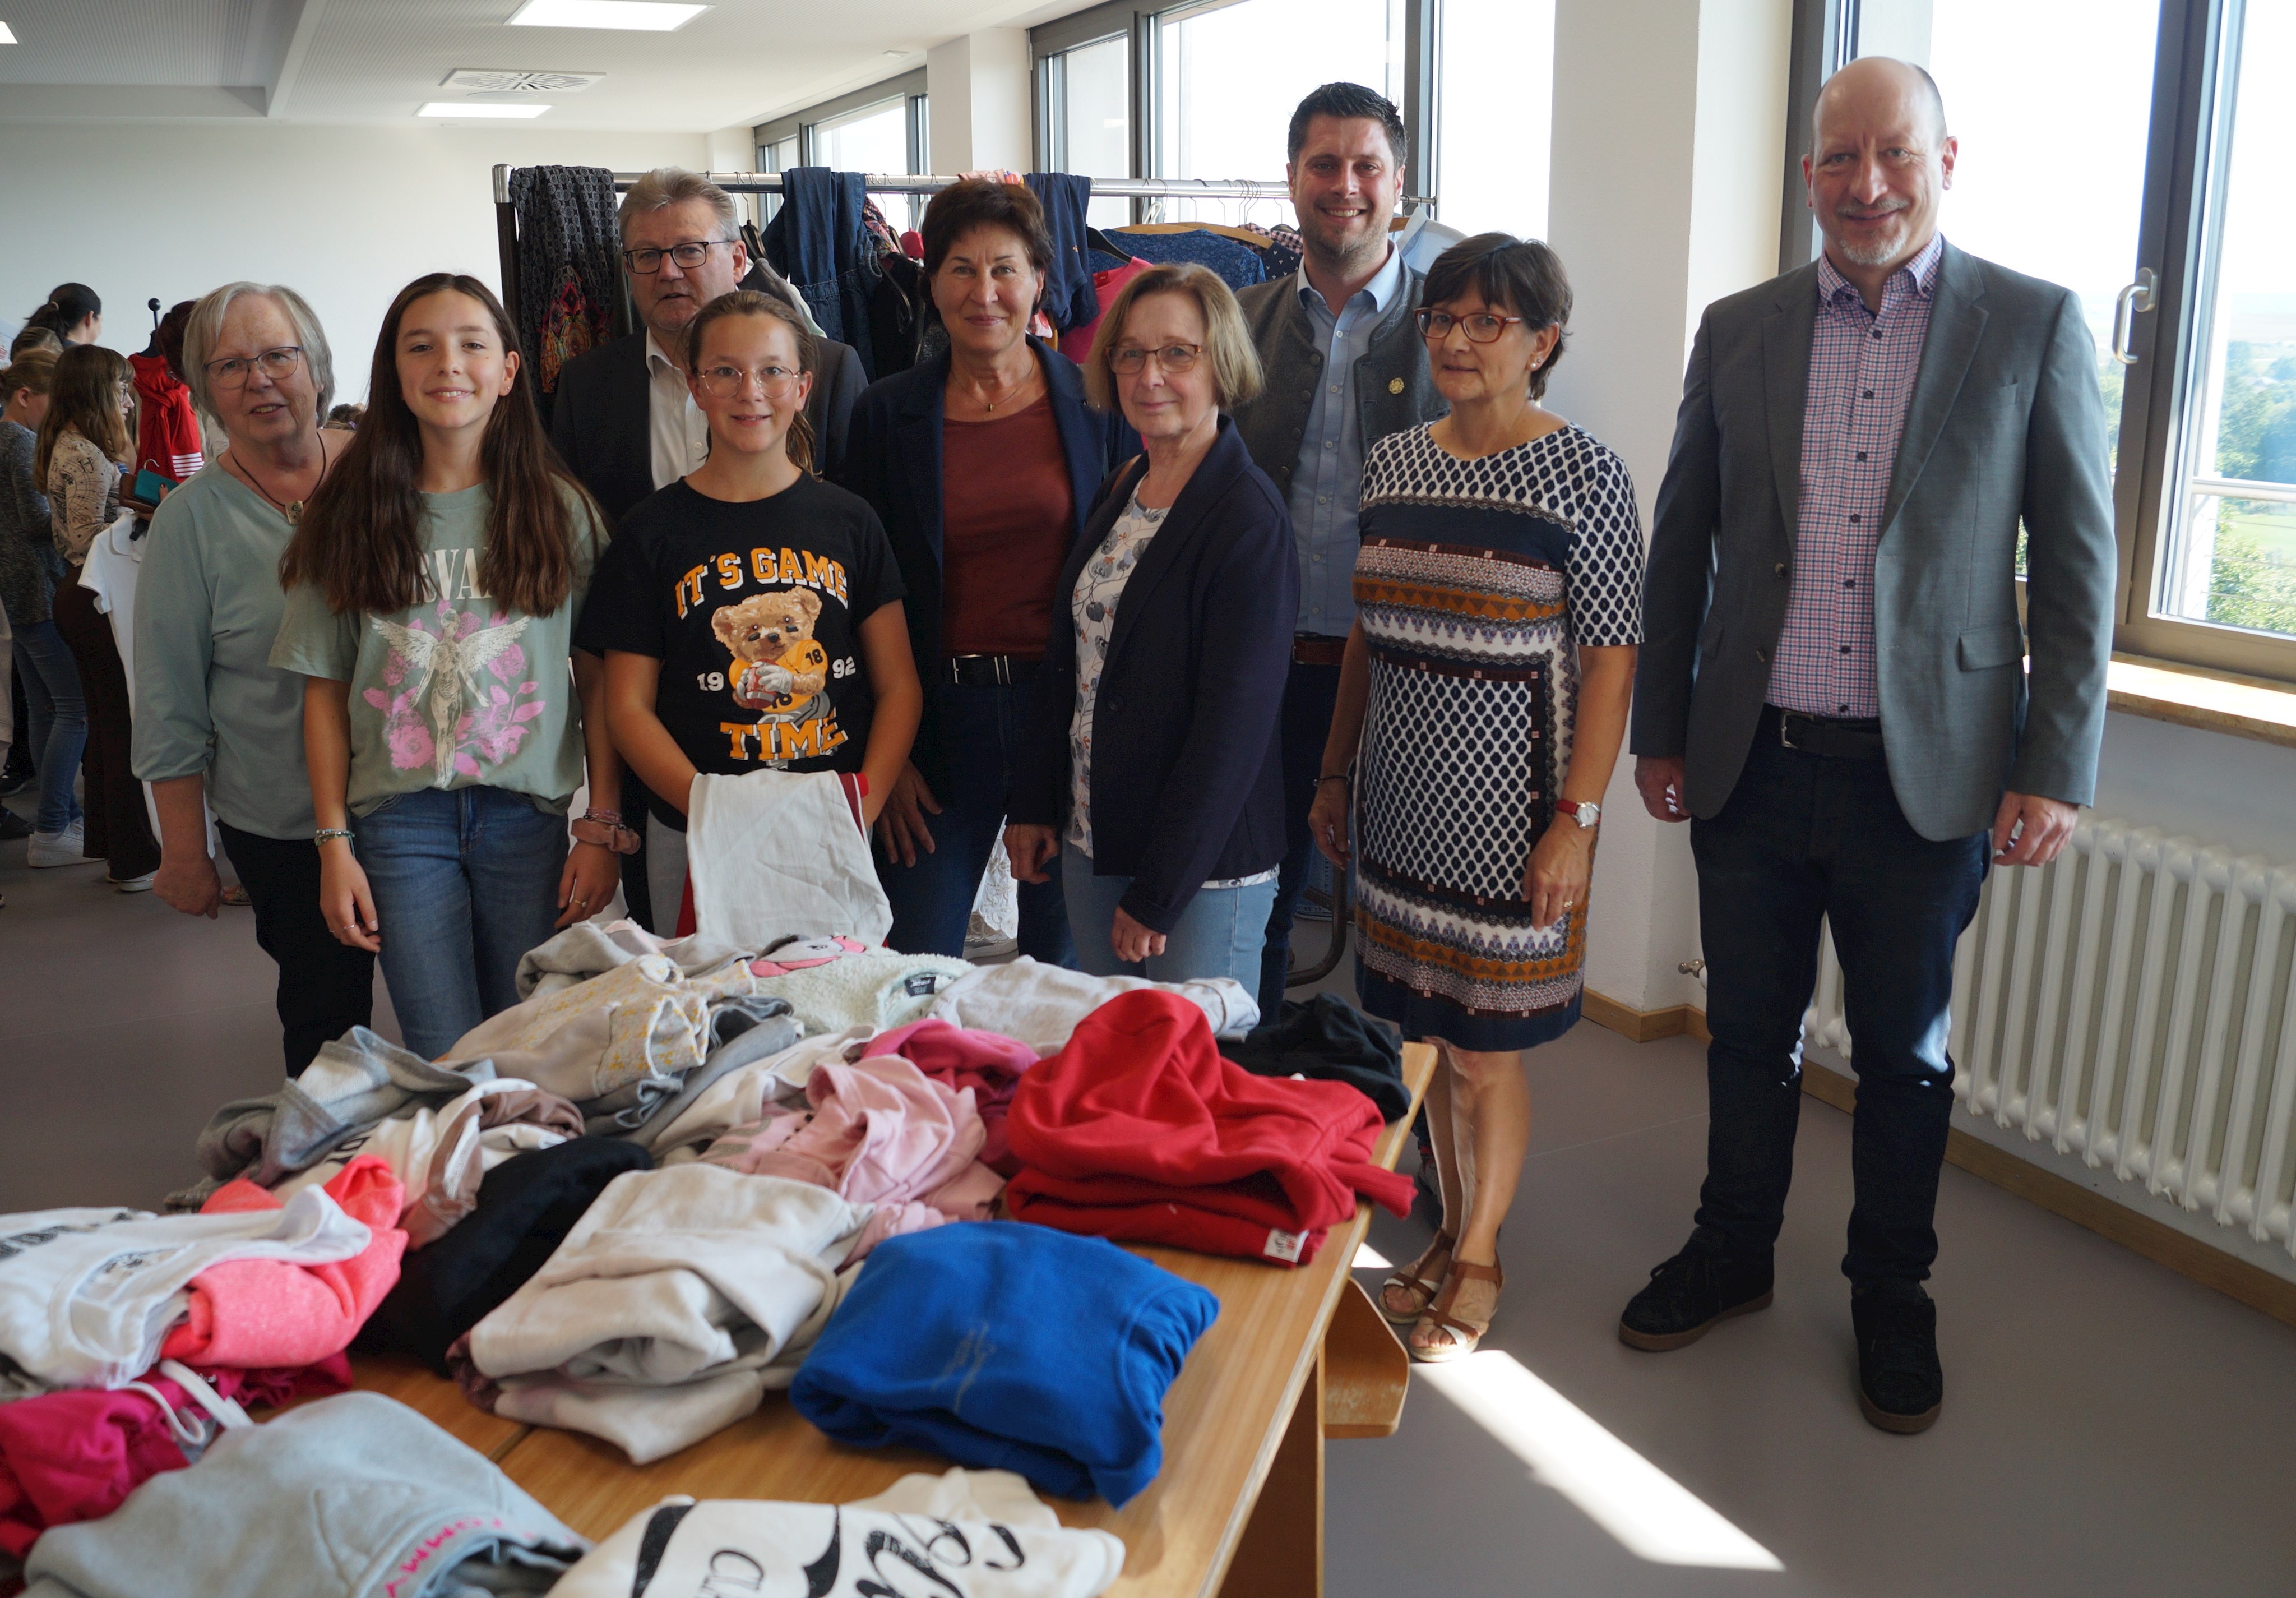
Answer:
[{"left": 1622, "top": 58, "right": 2116, "bottom": 1433}]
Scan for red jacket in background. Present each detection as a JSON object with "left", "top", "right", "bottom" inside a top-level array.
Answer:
[
  {"left": 129, "top": 352, "right": 203, "bottom": 484},
  {"left": 1004, "top": 990, "right": 1415, "bottom": 1266}
]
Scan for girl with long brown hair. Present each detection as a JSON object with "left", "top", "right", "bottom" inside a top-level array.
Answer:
[
  {"left": 271, "top": 273, "right": 624, "bottom": 1057},
  {"left": 575, "top": 291, "right": 918, "bottom": 925},
  {"left": 39, "top": 342, "right": 160, "bottom": 886}
]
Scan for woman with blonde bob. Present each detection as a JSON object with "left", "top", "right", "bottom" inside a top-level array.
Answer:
[{"left": 1004, "top": 262, "right": 1298, "bottom": 990}]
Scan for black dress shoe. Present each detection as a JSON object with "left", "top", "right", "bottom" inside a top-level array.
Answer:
[
  {"left": 1618, "top": 1231, "right": 1775, "bottom": 1351},
  {"left": 0, "top": 809, "right": 31, "bottom": 840},
  {"left": 1852, "top": 1282, "right": 1943, "bottom": 1433}
]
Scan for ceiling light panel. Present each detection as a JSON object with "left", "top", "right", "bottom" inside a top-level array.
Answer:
[
  {"left": 506, "top": 0, "right": 710, "bottom": 30},
  {"left": 0, "top": 21, "right": 16, "bottom": 43},
  {"left": 418, "top": 101, "right": 553, "bottom": 117}
]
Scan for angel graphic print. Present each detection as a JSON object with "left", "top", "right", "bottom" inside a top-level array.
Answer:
[{"left": 270, "top": 483, "right": 604, "bottom": 814}]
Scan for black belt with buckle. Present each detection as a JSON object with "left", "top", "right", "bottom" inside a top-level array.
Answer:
[
  {"left": 1762, "top": 704, "right": 1885, "bottom": 760},
  {"left": 942, "top": 654, "right": 1040, "bottom": 687}
]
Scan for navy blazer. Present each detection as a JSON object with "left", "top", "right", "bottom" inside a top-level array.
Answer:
[
  {"left": 836, "top": 336, "right": 1136, "bottom": 795},
  {"left": 548, "top": 328, "right": 867, "bottom": 523},
  {"left": 1008, "top": 416, "right": 1299, "bottom": 935}
]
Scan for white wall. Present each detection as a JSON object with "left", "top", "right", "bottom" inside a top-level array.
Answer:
[
  {"left": 1547, "top": 0, "right": 1792, "bottom": 1014},
  {"left": 0, "top": 122, "right": 709, "bottom": 407},
  {"left": 926, "top": 29, "right": 1032, "bottom": 175}
]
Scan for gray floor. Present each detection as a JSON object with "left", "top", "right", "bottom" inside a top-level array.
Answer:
[{"left": 6, "top": 810, "right": 2295, "bottom": 1595}]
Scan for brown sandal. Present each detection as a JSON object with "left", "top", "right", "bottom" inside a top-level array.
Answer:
[
  {"left": 1409, "top": 1259, "right": 1503, "bottom": 1364},
  {"left": 1378, "top": 1228, "right": 1456, "bottom": 1326}
]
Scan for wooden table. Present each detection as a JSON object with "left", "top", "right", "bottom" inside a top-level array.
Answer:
[{"left": 356, "top": 1042, "right": 1434, "bottom": 1598}]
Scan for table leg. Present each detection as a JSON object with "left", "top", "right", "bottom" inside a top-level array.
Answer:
[{"left": 1218, "top": 1347, "right": 1325, "bottom": 1598}]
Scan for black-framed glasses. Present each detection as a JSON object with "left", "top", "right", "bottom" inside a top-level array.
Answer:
[
  {"left": 1415, "top": 310, "right": 1526, "bottom": 343},
  {"left": 202, "top": 346, "right": 304, "bottom": 390},
  {"left": 1108, "top": 343, "right": 1203, "bottom": 375},
  {"left": 696, "top": 362, "right": 803, "bottom": 399},
  {"left": 622, "top": 239, "right": 731, "bottom": 275}
]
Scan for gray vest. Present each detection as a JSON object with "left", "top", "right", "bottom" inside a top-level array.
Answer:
[{"left": 1229, "top": 261, "right": 1447, "bottom": 500}]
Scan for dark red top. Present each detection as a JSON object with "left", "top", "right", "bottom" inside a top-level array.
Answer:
[{"left": 940, "top": 395, "right": 1074, "bottom": 658}]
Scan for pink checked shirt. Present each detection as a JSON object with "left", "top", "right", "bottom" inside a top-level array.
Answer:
[{"left": 1769, "top": 233, "right": 1945, "bottom": 719}]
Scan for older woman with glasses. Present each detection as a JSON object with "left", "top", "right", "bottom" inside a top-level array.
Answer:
[
  {"left": 1309, "top": 234, "right": 1642, "bottom": 1363},
  {"left": 132, "top": 282, "right": 375, "bottom": 1075},
  {"left": 1004, "top": 262, "right": 1297, "bottom": 991}
]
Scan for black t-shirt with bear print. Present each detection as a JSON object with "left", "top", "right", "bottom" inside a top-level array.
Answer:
[{"left": 575, "top": 475, "right": 904, "bottom": 826}]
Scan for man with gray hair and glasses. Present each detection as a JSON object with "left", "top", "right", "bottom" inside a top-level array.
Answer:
[{"left": 549, "top": 167, "right": 865, "bottom": 929}]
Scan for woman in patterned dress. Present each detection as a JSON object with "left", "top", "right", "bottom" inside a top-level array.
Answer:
[{"left": 1309, "top": 235, "right": 1642, "bottom": 1360}]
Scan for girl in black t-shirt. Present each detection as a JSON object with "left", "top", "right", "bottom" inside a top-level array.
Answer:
[{"left": 577, "top": 292, "right": 920, "bottom": 830}]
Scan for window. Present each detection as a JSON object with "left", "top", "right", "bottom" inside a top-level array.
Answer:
[
  {"left": 1798, "top": 0, "right": 2296, "bottom": 676},
  {"left": 1433, "top": 0, "right": 1553, "bottom": 239},
  {"left": 753, "top": 70, "right": 929, "bottom": 229},
  {"left": 1043, "top": 33, "right": 1135, "bottom": 229},
  {"left": 814, "top": 96, "right": 908, "bottom": 177},
  {"left": 1153, "top": 0, "right": 1405, "bottom": 221}
]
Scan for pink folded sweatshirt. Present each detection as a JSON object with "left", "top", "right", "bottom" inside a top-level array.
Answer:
[
  {"left": 159, "top": 1157, "right": 407, "bottom": 1369},
  {"left": 868, "top": 1018, "right": 1036, "bottom": 1174}
]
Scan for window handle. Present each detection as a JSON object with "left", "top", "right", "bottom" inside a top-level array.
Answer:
[{"left": 2112, "top": 267, "right": 2157, "bottom": 366}]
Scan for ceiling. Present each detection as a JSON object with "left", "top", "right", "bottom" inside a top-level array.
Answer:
[{"left": 0, "top": 0, "right": 1070, "bottom": 130}]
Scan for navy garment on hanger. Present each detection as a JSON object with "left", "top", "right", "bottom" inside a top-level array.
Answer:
[
  {"left": 1110, "top": 229, "right": 1269, "bottom": 293},
  {"left": 763, "top": 167, "right": 881, "bottom": 379},
  {"left": 1025, "top": 172, "right": 1101, "bottom": 334}
]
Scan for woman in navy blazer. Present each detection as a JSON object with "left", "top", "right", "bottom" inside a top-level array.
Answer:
[
  {"left": 838, "top": 179, "right": 1133, "bottom": 962},
  {"left": 1005, "top": 264, "right": 1297, "bottom": 990}
]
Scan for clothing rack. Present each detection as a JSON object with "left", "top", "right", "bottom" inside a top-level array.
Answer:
[{"left": 489, "top": 164, "right": 1434, "bottom": 335}]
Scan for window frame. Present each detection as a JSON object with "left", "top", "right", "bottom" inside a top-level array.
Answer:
[
  {"left": 753, "top": 68, "right": 929, "bottom": 174},
  {"left": 1780, "top": 0, "right": 2296, "bottom": 683}
]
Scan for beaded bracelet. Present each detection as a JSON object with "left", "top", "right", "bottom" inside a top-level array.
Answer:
[{"left": 313, "top": 828, "right": 354, "bottom": 846}]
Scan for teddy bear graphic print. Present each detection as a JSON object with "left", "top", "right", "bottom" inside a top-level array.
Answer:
[{"left": 574, "top": 475, "right": 905, "bottom": 788}]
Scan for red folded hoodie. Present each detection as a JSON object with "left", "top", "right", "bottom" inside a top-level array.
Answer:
[
  {"left": 1004, "top": 990, "right": 1414, "bottom": 1266},
  {"left": 129, "top": 352, "right": 203, "bottom": 485}
]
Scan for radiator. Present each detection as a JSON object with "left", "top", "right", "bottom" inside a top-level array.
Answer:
[{"left": 1803, "top": 815, "right": 2296, "bottom": 1260}]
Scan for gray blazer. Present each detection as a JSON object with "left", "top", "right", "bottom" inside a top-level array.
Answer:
[
  {"left": 1229, "top": 264, "right": 1446, "bottom": 500},
  {"left": 1632, "top": 239, "right": 2116, "bottom": 841}
]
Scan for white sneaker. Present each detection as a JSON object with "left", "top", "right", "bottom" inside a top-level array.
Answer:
[
  {"left": 26, "top": 826, "right": 91, "bottom": 869},
  {"left": 109, "top": 872, "right": 156, "bottom": 893}
]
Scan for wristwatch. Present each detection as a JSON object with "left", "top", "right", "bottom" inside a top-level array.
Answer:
[{"left": 1559, "top": 800, "right": 1600, "bottom": 830}]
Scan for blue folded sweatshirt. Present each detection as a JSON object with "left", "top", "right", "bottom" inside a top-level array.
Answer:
[{"left": 790, "top": 1222, "right": 1218, "bottom": 1505}]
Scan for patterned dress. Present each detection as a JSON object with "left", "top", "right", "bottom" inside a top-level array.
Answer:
[{"left": 1350, "top": 423, "right": 1644, "bottom": 1051}]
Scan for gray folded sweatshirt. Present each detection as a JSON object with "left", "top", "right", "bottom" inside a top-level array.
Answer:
[{"left": 21, "top": 1391, "right": 585, "bottom": 1598}]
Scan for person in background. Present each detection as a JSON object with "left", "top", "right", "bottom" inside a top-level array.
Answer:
[
  {"left": 38, "top": 343, "right": 159, "bottom": 888},
  {"left": 136, "top": 281, "right": 373, "bottom": 1075},
  {"left": 131, "top": 301, "right": 205, "bottom": 492},
  {"left": 1230, "top": 82, "right": 1448, "bottom": 1021},
  {"left": 274, "top": 273, "right": 621, "bottom": 1061},
  {"left": 326, "top": 403, "right": 364, "bottom": 431},
  {"left": 1004, "top": 262, "right": 1295, "bottom": 991},
  {"left": 26, "top": 285, "right": 102, "bottom": 348},
  {"left": 1626, "top": 59, "right": 2116, "bottom": 1433},
  {"left": 0, "top": 352, "right": 72, "bottom": 849},
  {"left": 1311, "top": 235, "right": 1641, "bottom": 1363},
  {"left": 9, "top": 327, "right": 63, "bottom": 366},
  {"left": 578, "top": 290, "right": 919, "bottom": 924},
  {"left": 841, "top": 178, "right": 1136, "bottom": 963},
  {"left": 550, "top": 166, "right": 868, "bottom": 932}
]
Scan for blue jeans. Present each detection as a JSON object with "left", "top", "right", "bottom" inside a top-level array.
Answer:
[
  {"left": 11, "top": 620, "right": 86, "bottom": 835},
  {"left": 1258, "top": 658, "right": 1343, "bottom": 1018},
  {"left": 1063, "top": 842, "right": 1277, "bottom": 992},
  {"left": 352, "top": 786, "right": 568, "bottom": 1060},
  {"left": 877, "top": 681, "right": 1074, "bottom": 964},
  {"left": 1689, "top": 729, "right": 1989, "bottom": 1288}
]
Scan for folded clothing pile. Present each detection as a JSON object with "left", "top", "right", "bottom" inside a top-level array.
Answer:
[
  {"left": 747, "top": 943, "right": 975, "bottom": 1037},
  {"left": 1224, "top": 993, "right": 1411, "bottom": 1122},
  {"left": 17, "top": 1392, "right": 585, "bottom": 1598},
  {"left": 870, "top": 1018, "right": 1036, "bottom": 1173},
  {"left": 358, "top": 1135, "right": 653, "bottom": 1373},
  {"left": 0, "top": 1358, "right": 347, "bottom": 1562},
  {"left": 791, "top": 1222, "right": 1217, "bottom": 1506},
  {"left": 462, "top": 1163, "right": 869, "bottom": 1463},
  {"left": 1004, "top": 990, "right": 1415, "bottom": 1266},
  {"left": 552, "top": 1468, "right": 1124, "bottom": 1597},
  {"left": 925, "top": 955, "right": 1260, "bottom": 1050},
  {"left": 0, "top": 1190, "right": 373, "bottom": 1397}
]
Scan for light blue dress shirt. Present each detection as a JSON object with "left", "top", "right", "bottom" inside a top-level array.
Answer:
[{"left": 1286, "top": 246, "right": 1406, "bottom": 638}]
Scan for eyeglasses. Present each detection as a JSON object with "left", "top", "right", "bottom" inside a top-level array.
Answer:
[
  {"left": 202, "top": 346, "right": 304, "bottom": 389},
  {"left": 696, "top": 362, "right": 802, "bottom": 399},
  {"left": 1415, "top": 310, "right": 1527, "bottom": 343},
  {"left": 623, "top": 239, "right": 732, "bottom": 275},
  {"left": 1108, "top": 343, "right": 1203, "bottom": 375}
]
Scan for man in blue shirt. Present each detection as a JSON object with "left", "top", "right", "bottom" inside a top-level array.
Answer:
[{"left": 1232, "top": 83, "right": 1447, "bottom": 1019}]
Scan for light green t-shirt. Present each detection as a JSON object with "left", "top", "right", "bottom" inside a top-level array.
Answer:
[{"left": 269, "top": 483, "right": 604, "bottom": 816}]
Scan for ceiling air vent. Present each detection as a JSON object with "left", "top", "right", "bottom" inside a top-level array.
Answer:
[{"left": 441, "top": 69, "right": 604, "bottom": 93}]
